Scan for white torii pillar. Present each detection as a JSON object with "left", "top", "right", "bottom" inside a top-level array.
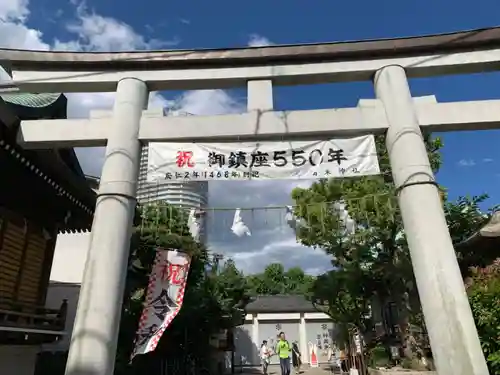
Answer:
[
  {"left": 375, "top": 65, "right": 489, "bottom": 375},
  {"left": 65, "top": 78, "right": 148, "bottom": 375}
]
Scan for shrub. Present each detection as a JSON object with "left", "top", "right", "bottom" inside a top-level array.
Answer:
[{"left": 466, "top": 259, "right": 500, "bottom": 374}]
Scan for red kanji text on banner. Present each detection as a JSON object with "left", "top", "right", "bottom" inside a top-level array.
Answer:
[{"left": 131, "top": 249, "right": 191, "bottom": 358}]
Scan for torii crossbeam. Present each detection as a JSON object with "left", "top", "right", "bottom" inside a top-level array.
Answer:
[{"left": 15, "top": 96, "right": 500, "bottom": 148}]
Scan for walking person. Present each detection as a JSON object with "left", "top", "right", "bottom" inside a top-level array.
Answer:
[
  {"left": 275, "top": 332, "right": 291, "bottom": 375},
  {"left": 291, "top": 341, "right": 302, "bottom": 373},
  {"left": 339, "top": 349, "right": 348, "bottom": 373},
  {"left": 260, "top": 340, "right": 271, "bottom": 375}
]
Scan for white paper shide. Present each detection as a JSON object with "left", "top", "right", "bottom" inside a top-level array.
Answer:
[
  {"left": 231, "top": 208, "right": 251, "bottom": 237},
  {"left": 131, "top": 249, "right": 191, "bottom": 358},
  {"left": 147, "top": 135, "right": 380, "bottom": 181}
]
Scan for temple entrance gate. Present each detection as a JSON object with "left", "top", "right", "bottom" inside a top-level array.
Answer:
[{"left": 2, "top": 28, "right": 499, "bottom": 375}]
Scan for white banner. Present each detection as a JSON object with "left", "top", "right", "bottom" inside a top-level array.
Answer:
[
  {"left": 147, "top": 135, "right": 380, "bottom": 182},
  {"left": 131, "top": 249, "right": 191, "bottom": 359},
  {"left": 308, "top": 342, "right": 319, "bottom": 367}
]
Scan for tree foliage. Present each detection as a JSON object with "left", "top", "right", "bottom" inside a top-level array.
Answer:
[
  {"left": 115, "top": 203, "right": 248, "bottom": 374},
  {"left": 466, "top": 259, "right": 500, "bottom": 374},
  {"left": 291, "top": 135, "right": 496, "bottom": 365},
  {"left": 291, "top": 136, "right": 437, "bottom": 348},
  {"left": 208, "top": 258, "right": 250, "bottom": 317},
  {"left": 246, "top": 263, "right": 315, "bottom": 296}
]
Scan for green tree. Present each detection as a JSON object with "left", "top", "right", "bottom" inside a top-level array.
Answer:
[
  {"left": 115, "top": 203, "right": 247, "bottom": 374},
  {"left": 291, "top": 135, "right": 494, "bottom": 364},
  {"left": 251, "top": 263, "right": 286, "bottom": 295},
  {"left": 208, "top": 258, "right": 250, "bottom": 318},
  {"left": 115, "top": 202, "right": 209, "bottom": 373},
  {"left": 285, "top": 266, "right": 315, "bottom": 296},
  {"left": 246, "top": 263, "right": 315, "bottom": 296},
  {"left": 466, "top": 259, "right": 500, "bottom": 374}
]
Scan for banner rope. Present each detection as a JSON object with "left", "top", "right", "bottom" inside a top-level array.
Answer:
[
  {"left": 137, "top": 191, "right": 401, "bottom": 242},
  {"left": 139, "top": 191, "right": 395, "bottom": 212}
]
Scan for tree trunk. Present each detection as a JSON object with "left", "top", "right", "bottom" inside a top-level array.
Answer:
[{"left": 396, "top": 292, "right": 432, "bottom": 370}]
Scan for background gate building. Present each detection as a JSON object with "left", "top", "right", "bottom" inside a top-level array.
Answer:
[{"left": 233, "top": 295, "right": 335, "bottom": 368}]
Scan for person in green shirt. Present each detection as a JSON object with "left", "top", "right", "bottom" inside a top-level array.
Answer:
[{"left": 275, "top": 332, "right": 291, "bottom": 375}]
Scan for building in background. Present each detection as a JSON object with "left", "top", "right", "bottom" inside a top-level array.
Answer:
[
  {"left": 136, "top": 110, "right": 209, "bottom": 243},
  {"left": 233, "top": 295, "right": 336, "bottom": 369}
]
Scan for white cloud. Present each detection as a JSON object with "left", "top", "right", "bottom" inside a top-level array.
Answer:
[
  {"left": 0, "top": 0, "right": 29, "bottom": 22},
  {"left": 54, "top": 3, "right": 179, "bottom": 52},
  {"left": 0, "top": 0, "right": 49, "bottom": 51},
  {"left": 248, "top": 33, "right": 274, "bottom": 47},
  {"left": 231, "top": 235, "right": 331, "bottom": 275},
  {"left": 205, "top": 179, "right": 327, "bottom": 275},
  {"left": 457, "top": 159, "right": 476, "bottom": 167},
  {"left": 482, "top": 158, "right": 493, "bottom": 163},
  {"left": 172, "top": 89, "right": 245, "bottom": 115},
  {"left": 0, "top": 0, "right": 330, "bottom": 277}
]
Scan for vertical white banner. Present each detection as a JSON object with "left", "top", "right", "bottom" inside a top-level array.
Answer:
[
  {"left": 131, "top": 248, "right": 191, "bottom": 359},
  {"left": 308, "top": 342, "right": 319, "bottom": 367}
]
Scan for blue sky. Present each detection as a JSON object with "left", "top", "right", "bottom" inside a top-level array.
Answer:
[
  {"left": 2, "top": 0, "right": 500, "bottom": 274},
  {"left": 28, "top": 0, "right": 500, "bottom": 208}
]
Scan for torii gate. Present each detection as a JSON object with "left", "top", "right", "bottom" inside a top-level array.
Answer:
[{"left": 2, "top": 27, "right": 499, "bottom": 375}]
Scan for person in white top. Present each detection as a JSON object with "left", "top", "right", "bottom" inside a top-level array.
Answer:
[{"left": 260, "top": 340, "right": 271, "bottom": 375}]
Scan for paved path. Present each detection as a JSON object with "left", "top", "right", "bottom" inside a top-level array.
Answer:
[{"left": 238, "top": 365, "right": 335, "bottom": 375}]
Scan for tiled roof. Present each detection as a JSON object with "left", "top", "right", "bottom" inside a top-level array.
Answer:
[
  {"left": 1, "top": 93, "right": 63, "bottom": 108},
  {"left": 0, "top": 93, "right": 96, "bottom": 233},
  {"left": 455, "top": 211, "right": 500, "bottom": 255},
  {"left": 245, "top": 295, "right": 317, "bottom": 313},
  {"left": 457, "top": 211, "right": 500, "bottom": 246}
]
